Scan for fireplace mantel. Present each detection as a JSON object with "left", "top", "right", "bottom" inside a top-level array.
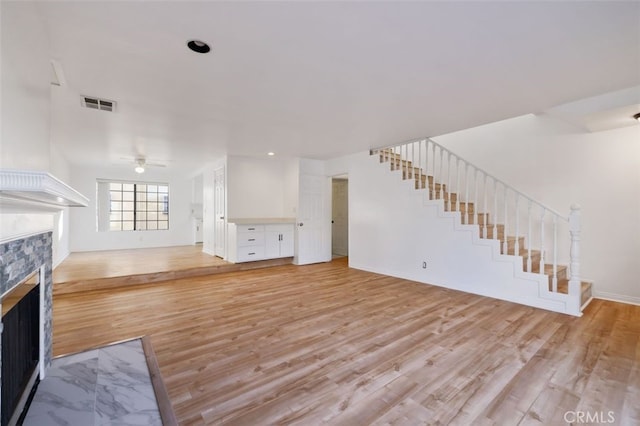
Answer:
[{"left": 0, "top": 170, "right": 88, "bottom": 212}]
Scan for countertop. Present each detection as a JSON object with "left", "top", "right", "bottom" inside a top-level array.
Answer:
[{"left": 227, "top": 218, "right": 296, "bottom": 225}]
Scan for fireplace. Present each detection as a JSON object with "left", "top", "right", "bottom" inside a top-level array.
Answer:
[
  {"left": 1, "top": 270, "right": 41, "bottom": 426},
  {"left": 0, "top": 232, "right": 53, "bottom": 425}
]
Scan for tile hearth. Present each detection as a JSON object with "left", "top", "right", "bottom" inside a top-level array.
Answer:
[{"left": 24, "top": 338, "right": 161, "bottom": 426}]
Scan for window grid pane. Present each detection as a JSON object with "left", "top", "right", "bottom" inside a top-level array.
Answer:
[{"left": 106, "top": 180, "right": 169, "bottom": 232}]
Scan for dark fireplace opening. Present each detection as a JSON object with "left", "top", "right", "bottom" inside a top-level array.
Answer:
[{"left": 1, "top": 271, "right": 40, "bottom": 426}]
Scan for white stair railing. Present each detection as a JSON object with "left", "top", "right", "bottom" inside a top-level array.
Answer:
[{"left": 374, "top": 138, "right": 581, "bottom": 308}]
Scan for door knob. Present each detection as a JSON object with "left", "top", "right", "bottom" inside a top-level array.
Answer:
[{"left": 298, "top": 222, "right": 304, "bottom": 227}]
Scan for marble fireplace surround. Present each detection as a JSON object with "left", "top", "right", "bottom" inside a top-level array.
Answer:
[{"left": 0, "top": 231, "right": 53, "bottom": 423}]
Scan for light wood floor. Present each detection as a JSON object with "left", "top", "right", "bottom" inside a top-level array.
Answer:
[
  {"left": 54, "top": 245, "right": 229, "bottom": 283},
  {"left": 53, "top": 258, "right": 640, "bottom": 425}
]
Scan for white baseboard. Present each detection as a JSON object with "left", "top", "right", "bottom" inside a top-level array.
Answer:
[
  {"left": 53, "top": 250, "right": 70, "bottom": 269},
  {"left": 594, "top": 291, "right": 640, "bottom": 306}
]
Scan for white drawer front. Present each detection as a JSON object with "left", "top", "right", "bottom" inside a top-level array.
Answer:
[
  {"left": 237, "top": 246, "right": 265, "bottom": 262},
  {"left": 236, "top": 225, "right": 265, "bottom": 233},
  {"left": 237, "top": 232, "right": 265, "bottom": 247}
]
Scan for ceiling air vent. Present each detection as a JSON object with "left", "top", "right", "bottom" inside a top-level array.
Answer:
[{"left": 81, "top": 96, "right": 116, "bottom": 112}]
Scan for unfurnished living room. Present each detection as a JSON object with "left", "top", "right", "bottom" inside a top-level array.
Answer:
[{"left": 0, "top": 1, "right": 639, "bottom": 425}]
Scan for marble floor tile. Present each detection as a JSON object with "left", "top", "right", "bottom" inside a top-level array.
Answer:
[
  {"left": 23, "top": 338, "right": 161, "bottom": 426},
  {"left": 23, "top": 356, "right": 98, "bottom": 426}
]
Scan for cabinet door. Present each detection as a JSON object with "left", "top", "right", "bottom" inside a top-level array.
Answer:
[
  {"left": 280, "top": 230, "right": 294, "bottom": 257},
  {"left": 264, "top": 231, "right": 281, "bottom": 259}
]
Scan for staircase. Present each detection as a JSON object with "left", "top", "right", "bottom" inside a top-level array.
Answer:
[{"left": 372, "top": 139, "right": 592, "bottom": 315}]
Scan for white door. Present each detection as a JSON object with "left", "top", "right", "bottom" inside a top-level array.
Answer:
[
  {"left": 214, "top": 167, "right": 226, "bottom": 258},
  {"left": 296, "top": 173, "right": 331, "bottom": 265},
  {"left": 331, "top": 178, "right": 348, "bottom": 256}
]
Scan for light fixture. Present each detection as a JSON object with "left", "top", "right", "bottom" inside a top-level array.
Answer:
[
  {"left": 135, "top": 159, "right": 145, "bottom": 174},
  {"left": 187, "top": 40, "right": 211, "bottom": 54},
  {"left": 267, "top": 152, "right": 275, "bottom": 156},
  {"left": 634, "top": 113, "right": 640, "bottom": 122}
]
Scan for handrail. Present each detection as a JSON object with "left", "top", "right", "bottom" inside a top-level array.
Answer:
[{"left": 377, "top": 137, "right": 567, "bottom": 221}]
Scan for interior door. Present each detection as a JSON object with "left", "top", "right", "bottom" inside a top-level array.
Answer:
[
  {"left": 331, "top": 178, "right": 349, "bottom": 256},
  {"left": 214, "top": 167, "right": 226, "bottom": 258},
  {"left": 296, "top": 173, "right": 331, "bottom": 265}
]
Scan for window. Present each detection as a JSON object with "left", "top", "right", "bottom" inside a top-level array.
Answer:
[{"left": 97, "top": 180, "right": 169, "bottom": 231}]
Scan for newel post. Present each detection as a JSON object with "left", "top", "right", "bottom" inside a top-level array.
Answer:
[{"left": 568, "top": 204, "right": 582, "bottom": 315}]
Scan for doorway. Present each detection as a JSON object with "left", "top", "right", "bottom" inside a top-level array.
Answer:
[{"left": 331, "top": 175, "right": 348, "bottom": 258}]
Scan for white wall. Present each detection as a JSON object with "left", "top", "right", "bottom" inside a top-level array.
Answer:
[
  {"left": 0, "top": 2, "right": 51, "bottom": 171},
  {"left": 227, "top": 155, "right": 298, "bottom": 219},
  {"left": 282, "top": 159, "right": 299, "bottom": 218},
  {"left": 69, "top": 165, "right": 193, "bottom": 251},
  {"left": 0, "top": 1, "right": 76, "bottom": 265},
  {"left": 433, "top": 114, "right": 640, "bottom": 303},
  {"left": 50, "top": 140, "right": 72, "bottom": 266},
  {"left": 0, "top": 214, "right": 54, "bottom": 244},
  {"left": 325, "top": 151, "right": 575, "bottom": 314}
]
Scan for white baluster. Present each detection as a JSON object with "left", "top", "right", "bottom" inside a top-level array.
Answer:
[
  {"left": 492, "top": 179, "right": 497, "bottom": 238},
  {"left": 568, "top": 205, "right": 582, "bottom": 314},
  {"left": 455, "top": 158, "right": 460, "bottom": 213},
  {"left": 414, "top": 142, "right": 417, "bottom": 180},
  {"left": 391, "top": 146, "right": 396, "bottom": 170},
  {"left": 439, "top": 147, "right": 444, "bottom": 199},
  {"left": 539, "top": 208, "right": 546, "bottom": 275},
  {"left": 402, "top": 144, "right": 406, "bottom": 178},
  {"left": 483, "top": 174, "right": 488, "bottom": 234},
  {"left": 463, "top": 163, "right": 470, "bottom": 224},
  {"left": 405, "top": 144, "right": 409, "bottom": 178},
  {"left": 431, "top": 142, "right": 436, "bottom": 198},
  {"left": 527, "top": 201, "right": 532, "bottom": 272},
  {"left": 446, "top": 152, "right": 451, "bottom": 209},
  {"left": 418, "top": 139, "right": 428, "bottom": 189},
  {"left": 424, "top": 140, "right": 429, "bottom": 191},
  {"left": 552, "top": 215, "right": 558, "bottom": 292},
  {"left": 473, "top": 168, "right": 478, "bottom": 230},
  {"left": 503, "top": 185, "right": 508, "bottom": 254},
  {"left": 514, "top": 196, "right": 520, "bottom": 256}
]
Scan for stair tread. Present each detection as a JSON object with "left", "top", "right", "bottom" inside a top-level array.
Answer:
[{"left": 555, "top": 279, "right": 592, "bottom": 306}]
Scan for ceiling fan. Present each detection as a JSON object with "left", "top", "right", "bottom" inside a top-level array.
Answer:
[{"left": 120, "top": 157, "right": 167, "bottom": 174}]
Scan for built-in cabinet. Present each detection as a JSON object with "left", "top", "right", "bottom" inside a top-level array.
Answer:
[
  {"left": 265, "top": 225, "right": 294, "bottom": 259},
  {"left": 227, "top": 220, "right": 294, "bottom": 263}
]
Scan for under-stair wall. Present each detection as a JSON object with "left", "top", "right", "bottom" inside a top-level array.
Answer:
[{"left": 335, "top": 151, "right": 583, "bottom": 316}]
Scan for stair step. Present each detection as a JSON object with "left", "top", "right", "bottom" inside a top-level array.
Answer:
[
  {"left": 530, "top": 262, "right": 568, "bottom": 281},
  {"left": 444, "top": 202, "right": 475, "bottom": 214},
  {"left": 390, "top": 160, "right": 414, "bottom": 171},
  {"left": 401, "top": 168, "right": 421, "bottom": 179},
  {"left": 378, "top": 150, "right": 402, "bottom": 162},
  {"left": 479, "top": 224, "right": 505, "bottom": 239},
  {"left": 498, "top": 236, "right": 526, "bottom": 254},
  {"left": 556, "top": 279, "right": 592, "bottom": 307},
  {"left": 462, "top": 213, "right": 490, "bottom": 225},
  {"left": 426, "top": 187, "right": 448, "bottom": 197}
]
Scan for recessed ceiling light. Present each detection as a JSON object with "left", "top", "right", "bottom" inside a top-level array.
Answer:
[
  {"left": 187, "top": 40, "right": 210, "bottom": 54},
  {"left": 633, "top": 112, "right": 640, "bottom": 122},
  {"left": 267, "top": 152, "right": 275, "bottom": 156}
]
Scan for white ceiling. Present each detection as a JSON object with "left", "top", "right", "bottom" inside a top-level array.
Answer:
[{"left": 39, "top": 1, "right": 640, "bottom": 173}]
